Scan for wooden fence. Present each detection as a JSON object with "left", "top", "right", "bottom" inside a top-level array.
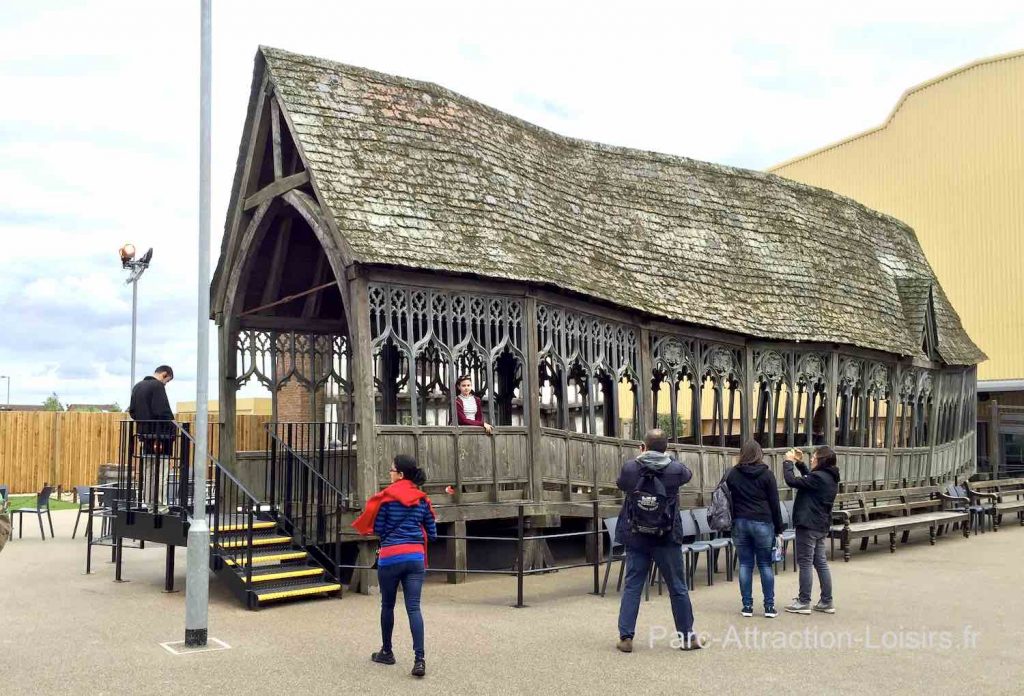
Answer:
[{"left": 0, "top": 412, "right": 271, "bottom": 493}]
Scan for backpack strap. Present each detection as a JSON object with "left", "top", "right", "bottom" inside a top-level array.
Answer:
[
  {"left": 720, "top": 466, "right": 734, "bottom": 486},
  {"left": 635, "top": 467, "right": 668, "bottom": 497}
]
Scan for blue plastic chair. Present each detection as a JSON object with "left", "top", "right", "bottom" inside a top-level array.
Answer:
[
  {"left": 600, "top": 516, "right": 628, "bottom": 596},
  {"left": 12, "top": 485, "right": 54, "bottom": 540},
  {"left": 691, "top": 507, "right": 734, "bottom": 583}
]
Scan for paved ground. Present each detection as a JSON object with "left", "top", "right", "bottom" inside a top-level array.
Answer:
[{"left": 3, "top": 510, "right": 1023, "bottom": 695}]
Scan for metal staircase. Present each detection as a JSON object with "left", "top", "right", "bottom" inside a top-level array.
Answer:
[{"left": 208, "top": 422, "right": 356, "bottom": 609}]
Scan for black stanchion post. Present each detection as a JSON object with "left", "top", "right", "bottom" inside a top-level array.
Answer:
[
  {"left": 515, "top": 504, "right": 526, "bottom": 608},
  {"left": 591, "top": 499, "right": 600, "bottom": 595},
  {"left": 85, "top": 488, "right": 95, "bottom": 574},
  {"left": 335, "top": 502, "right": 344, "bottom": 598}
]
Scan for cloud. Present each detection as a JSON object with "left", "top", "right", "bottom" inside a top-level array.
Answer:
[{"left": 1, "top": 0, "right": 1022, "bottom": 406}]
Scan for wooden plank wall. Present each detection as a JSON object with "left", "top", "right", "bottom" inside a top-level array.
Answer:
[{"left": 0, "top": 412, "right": 270, "bottom": 493}]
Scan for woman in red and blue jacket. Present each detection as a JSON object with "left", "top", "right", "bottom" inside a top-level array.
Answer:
[{"left": 353, "top": 454, "right": 437, "bottom": 678}]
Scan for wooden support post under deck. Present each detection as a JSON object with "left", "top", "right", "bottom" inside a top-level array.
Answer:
[
  {"left": 446, "top": 519, "right": 467, "bottom": 584},
  {"left": 584, "top": 516, "right": 600, "bottom": 564}
]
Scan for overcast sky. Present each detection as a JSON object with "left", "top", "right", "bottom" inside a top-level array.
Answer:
[{"left": 1, "top": 0, "right": 1021, "bottom": 409}]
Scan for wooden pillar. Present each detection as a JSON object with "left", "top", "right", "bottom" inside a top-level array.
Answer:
[
  {"left": 826, "top": 351, "right": 839, "bottom": 447},
  {"left": 741, "top": 345, "right": 753, "bottom": 443},
  {"left": 216, "top": 315, "right": 238, "bottom": 475},
  {"left": 988, "top": 398, "right": 1000, "bottom": 479},
  {"left": 883, "top": 365, "right": 898, "bottom": 487},
  {"left": 637, "top": 328, "right": 652, "bottom": 436},
  {"left": 524, "top": 296, "right": 544, "bottom": 504},
  {"left": 446, "top": 519, "right": 467, "bottom": 584},
  {"left": 927, "top": 373, "right": 942, "bottom": 484},
  {"left": 349, "top": 273, "right": 379, "bottom": 594}
]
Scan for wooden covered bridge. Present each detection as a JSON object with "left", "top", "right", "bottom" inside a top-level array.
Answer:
[{"left": 185, "top": 46, "right": 985, "bottom": 603}]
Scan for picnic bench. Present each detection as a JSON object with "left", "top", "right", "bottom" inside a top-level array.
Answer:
[
  {"left": 830, "top": 486, "right": 971, "bottom": 562},
  {"left": 964, "top": 477, "right": 1024, "bottom": 530}
]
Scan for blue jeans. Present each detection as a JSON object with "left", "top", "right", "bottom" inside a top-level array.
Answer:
[
  {"left": 378, "top": 560, "right": 426, "bottom": 659},
  {"left": 617, "top": 544, "right": 695, "bottom": 640},
  {"left": 733, "top": 517, "right": 775, "bottom": 609}
]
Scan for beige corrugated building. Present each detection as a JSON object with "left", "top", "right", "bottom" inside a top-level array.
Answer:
[{"left": 770, "top": 50, "right": 1024, "bottom": 475}]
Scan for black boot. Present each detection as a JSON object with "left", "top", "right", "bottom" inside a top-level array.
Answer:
[{"left": 411, "top": 658, "right": 426, "bottom": 677}]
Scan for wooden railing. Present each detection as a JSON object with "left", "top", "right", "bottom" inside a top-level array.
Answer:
[{"left": 373, "top": 426, "right": 977, "bottom": 505}]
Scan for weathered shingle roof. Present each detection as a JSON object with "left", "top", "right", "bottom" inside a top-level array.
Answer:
[{"left": 234, "top": 46, "right": 984, "bottom": 365}]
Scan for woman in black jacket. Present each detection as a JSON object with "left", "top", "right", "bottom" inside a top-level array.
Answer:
[
  {"left": 727, "top": 440, "right": 784, "bottom": 618},
  {"left": 782, "top": 446, "right": 839, "bottom": 615}
]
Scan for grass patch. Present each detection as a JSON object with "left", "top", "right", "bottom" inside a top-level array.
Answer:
[{"left": 7, "top": 495, "right": 80, "bottom": 512}]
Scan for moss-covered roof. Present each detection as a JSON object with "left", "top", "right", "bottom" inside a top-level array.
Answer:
[{"left": 221, "top": 46, "right": 984, "bottom": 366}]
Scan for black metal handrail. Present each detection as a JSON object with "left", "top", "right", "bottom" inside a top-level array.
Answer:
[
  {"left": 172, "top": 421, "right": 266, "bottom": 584},
  {"left": 265, "top": 422, "right": 358, "bottom": 583},
  {"left": 116, "top": 420, "right": 194, "bottom": 519}
]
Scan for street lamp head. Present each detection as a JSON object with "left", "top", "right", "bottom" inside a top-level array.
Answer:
[
  {"left": 139, "top": 247, "right": 153, "bottom": 266},
  {"left": 119, "top": 243, "right": 136, "bottom": 268}
]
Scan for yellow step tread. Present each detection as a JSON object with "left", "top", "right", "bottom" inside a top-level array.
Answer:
[
  {"left": 217, "top": 535, "right": 292, "bottom": 549},
  {"left": 224, "top": 551, "right": 307, "bottom": 567},
  {"left": 217, "top": 521, "right": 276, "bottom": 533},
  {"left": 249, "top": 568, "right": 323, "bottom": 583},
  {"left": 257, "top": 583, "right": 342, "bottom": 602}
]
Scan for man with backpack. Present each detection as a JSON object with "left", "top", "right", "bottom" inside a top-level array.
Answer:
[{"left": 614, "top": 429, "right": 701, "bottom": 652}]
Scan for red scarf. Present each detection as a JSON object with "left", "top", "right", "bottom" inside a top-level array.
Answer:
[{"left": 352, "top": 479, "right": 436, "bottom": 537}]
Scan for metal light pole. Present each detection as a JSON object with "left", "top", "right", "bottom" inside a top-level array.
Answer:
[
  {"left": 0, "top": 375, "right": 9, "bottom": 407},
  {"left": 185, "top": 0, "right": 212, "bottom": 648},
  {"left": 119, "top": 244, "right": 153, "bottom": 391}
]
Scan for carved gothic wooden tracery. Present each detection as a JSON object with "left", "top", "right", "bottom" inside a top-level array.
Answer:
[
  {"left": 651, "top": 335, "right": 743, "bottom": 447},
  {"left": 235, "top": 329, "right": 353, "bottom": 421},
  {"left": 369, "top": 284, "right": 526, "bottom": 426},
  {"left": 833, "top": 356, "right": 894, "bottom": 448},
  {"left": 537, "top": 304, "right": 640, "bottom": 437},
  {"left": 751, "top": 349, "right": 830, "bottom": 448},
  {"left": 892, "top": 366, "right": 934, "bottom": 448}
]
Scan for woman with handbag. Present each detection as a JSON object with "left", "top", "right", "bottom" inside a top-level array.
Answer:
[{"left": 353, "top": 454, "right": 438, "bottom": 678}]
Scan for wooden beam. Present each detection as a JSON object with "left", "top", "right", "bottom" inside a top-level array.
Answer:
[
  {"left": 260, "top": 216, "right": 292, "bottom": 308},
  {"left": 270, "top": 96, "right": 283, "bottom": 180},
  {"left": 244, "top": 171, "right": 309, "bottom": 211},
  {"left": 214, "top": 75, "right": 270, "bottom": 313},
  {"left": 236, "top": 316, "right": 346, "bottom": 334},
  {"left": 302, "top": 253, "right": 329, "bottom": 319},
  {"left": 239, "top": 280, "right": 337, "bottom": 317},
  {"left": 222, "top": 198, "right": 278, "bottom": 322}
]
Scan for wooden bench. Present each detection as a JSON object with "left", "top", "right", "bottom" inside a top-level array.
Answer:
[
  {"left": 964, "top": 477, "right": 1024, "bottom": 530},
  {"left": 830, "top": 486, "right": 970, "bottom": 561}
]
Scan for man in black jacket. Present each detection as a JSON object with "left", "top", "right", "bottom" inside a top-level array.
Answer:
[
  {"left": 614, "top": 429, "right": 701, "bottom": 652},
  {"left": 783, "top": 446, "right": 839, "bottom": 615},
  {"left": 128, "top": 365, "right": 175, "bottom": 452}
]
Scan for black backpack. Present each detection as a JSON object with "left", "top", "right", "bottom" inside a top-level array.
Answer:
[{"left": 626, "top": 468, "right": 675, "bottom": 537}]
